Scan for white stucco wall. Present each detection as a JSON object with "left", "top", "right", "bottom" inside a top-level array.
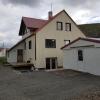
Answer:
[
  {"left": 0, "top": 49, "right": 6, "bottom": 57},
  {"left": 63, "top": 40, "right": 100, "bottom": 75},
  {"left": 24, "top": 35, "right": 35, "bottom": 64},
  {"left": 36, "top": 11, "right": 85, "bottom": 68},
  {"left": 7, "top": 42, "right": 25, "bottom": 63}
]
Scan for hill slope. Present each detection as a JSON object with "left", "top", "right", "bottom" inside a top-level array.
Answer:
[{"left": 78, "top": 23, "right": 100, "bottom": 38}]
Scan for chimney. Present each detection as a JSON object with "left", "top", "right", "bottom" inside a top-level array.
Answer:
[{"left": 48, "top": 11, "right": 53, "bottom": 20}]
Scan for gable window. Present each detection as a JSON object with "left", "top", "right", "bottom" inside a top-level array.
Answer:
[
  {"left": 64, "top": 40, "right": 70, "bottom": 45},
  {"left": 78, "top": 50, "right": 83, "bottom": 61},
  {"left": 45, "top": 39, "right": 56, "bottom": 48},
  {"left": 65, "top": 23, "right": 71, "bottom": 31},
  {"left": 29, "top": 40, "right": 32, "bottom": 49},
  {"left": 57, "top": 22, "right": 63, "bottom": 30}
]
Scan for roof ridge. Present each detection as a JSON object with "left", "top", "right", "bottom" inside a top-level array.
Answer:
[{"left": 22, "top": 16, "right": 47, "bottom": 21}]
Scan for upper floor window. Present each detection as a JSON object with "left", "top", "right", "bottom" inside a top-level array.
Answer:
[
  {"left": 29, "top": 40, "right": 32, "bottom": 49},
  {"left": 64, "top": 40, "right": 70, "bottom": 45},
  {"left": 45, "top": 39, "right": 56, "bottom": 48},
  {"left": 65, "top": 23, "right": 71, "bottom": 31},
  {"left": 57, "top": 22, "right": 63, "bottom": 30},
  {"left": 78, "top": 50, "right": 83, "bottom": 61}
]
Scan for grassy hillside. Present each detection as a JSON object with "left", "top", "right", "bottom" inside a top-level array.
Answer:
[{"left": 78, "top": 23, "right": 100, "bottom": 38}]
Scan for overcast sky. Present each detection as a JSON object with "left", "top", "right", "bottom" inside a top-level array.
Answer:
[{"left": 0, "top": 0, "right": 100, "bottom": 48}]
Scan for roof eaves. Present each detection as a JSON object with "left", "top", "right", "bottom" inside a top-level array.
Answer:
[
  {"left": 61, "top": 37, "right": 100, "bottom": 49},
  {"left": 61, "top": 37, "right": 81, "bottom": 49}
]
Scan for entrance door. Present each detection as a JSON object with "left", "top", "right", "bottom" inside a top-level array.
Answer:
[
  {"left": 77, "top": 49, "right": 85, "bottom": 71},
  {"left": 46, "top": 58, "right": 57, "bottom": 69},
  {"left": 46, "top": 58, "right": 51, "bottom": 69},
  {"left": 17, "top": 49, "right": 23, "bottom": 63}
]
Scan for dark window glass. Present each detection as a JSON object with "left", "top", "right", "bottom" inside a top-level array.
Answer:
[
  {"left": 45, "top": 39, "right": 56, "bottom": 48},
  {"left": 78, "top": 50, "right": 83, "bottom": 61},
  {"left": 65, "top": 23, "right": 71, "bottom": 31},
  {"left": 29, "top": 41, "right": 32, "bottom": 49},
  {"left": 57, "top": 22, "right": 63, "bottom": 30}
]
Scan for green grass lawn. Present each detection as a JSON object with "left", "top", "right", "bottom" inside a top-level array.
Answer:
[{"left": 0, "top": 57, "right": 7, "bottom": 64}]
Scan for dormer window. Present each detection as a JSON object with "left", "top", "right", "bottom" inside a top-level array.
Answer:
[
  {"left": 25, "top": 28, "right": 30, "bottom": 34},
  {"left": 57, "top": 22, "right": 63, "bottom": 30},
  {"left": 65, "top": 23, "right": 71, "bottom": 31}
]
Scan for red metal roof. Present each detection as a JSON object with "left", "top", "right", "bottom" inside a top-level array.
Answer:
[
  {"left": 22, "top": 17, "right": 48, "bottom": 29},
  {"left": 61, "top": 37, "right": 100, "bottom": 49}
]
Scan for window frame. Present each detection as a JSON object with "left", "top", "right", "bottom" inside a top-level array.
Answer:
[
  {"left": 29, "top": 40, "right": 32, "bottom": 49},
  {"left": 64, "top": 40, "right": 70, "bottom": 45},
  {"left": 45, "top": 39, "right": 56, "bottom": 48},
  {"left": 57, "top": 22, "right": 63, "bottom": 30},
  {"left": 65, "top": 23, "right": 71, "bottom": 31},
  {"left": 78, "top": 50, "right": 83, "bottom": 61}
]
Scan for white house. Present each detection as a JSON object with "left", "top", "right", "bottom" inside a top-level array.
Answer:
[
  {"left": 61, "top": 37, "right": 100, "bottom": 75},
  {"left": 7, "top": 10, "right": 85, "bottom": 70},
  {"left": 0, "top": 48, "right": 7, "bottom": 57}
]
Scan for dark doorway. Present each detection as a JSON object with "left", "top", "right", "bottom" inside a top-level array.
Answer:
[
  {"left": 17, "top": 49, "right": 23, "bottom": 63},
  {"left": 46, "top": 58, "right": 51, "bottom": 69},
  {"left": 46, "top": 57, "right": 57, "bottom": 69},
  {"left": 51, "top": 58, "right": 56, "bottom": 69}
]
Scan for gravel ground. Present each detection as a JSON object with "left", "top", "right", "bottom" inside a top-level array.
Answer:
[{"left": 0, "top": 66, "right": 100, "bottom": 100}]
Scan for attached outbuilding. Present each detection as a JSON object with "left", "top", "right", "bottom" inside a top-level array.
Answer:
[{"left": 61, "top": 37, "right": 100, "bottom": 76}]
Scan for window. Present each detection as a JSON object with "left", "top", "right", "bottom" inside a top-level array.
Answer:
[
  {"left": 57, "top": 22, "right": 63, "bottom": 30},
  {"left": 64, "top": 40, "right": 70, "bottom": 45},
  {"left": 45, "top": 39, "right": 56, "bottom": 48},
  {"left": 65, "top": 23, "right": 71, "bottom": 31},
  {"left": 29, "top": 41, "right": 32, "bottom": 49},
  {"left": 78, "top": 50, "right": 83, "bottom": 61}
]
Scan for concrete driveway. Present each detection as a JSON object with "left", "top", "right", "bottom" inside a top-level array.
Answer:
[{"left": 0, "top": 66, "right": 100, "bottom": 100}]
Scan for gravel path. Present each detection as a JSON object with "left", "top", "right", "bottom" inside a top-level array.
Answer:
[{"left": 0, "top": 66, "right": 100, "bottom": 100}]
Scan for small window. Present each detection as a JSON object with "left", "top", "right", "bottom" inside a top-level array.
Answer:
[
  {"left": 45, "top": 39, "right": 56, "bottom": 48},
  {"left": 65, "top": 23, "right": 71, "bottom": 31},
  {"left": 64, "top": 40, "right": 70, "bottom": 45},
  {"left": 78, "top": 50, "right": 83, "bottom": 61},
  {"left": 29, "top": 41, "right": 32, "bottom": 49},
  {"left": 57, "top": 22, "right": 63, "bottom": 30}
]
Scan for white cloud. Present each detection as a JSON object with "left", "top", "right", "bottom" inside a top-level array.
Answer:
[{"left": 0, "top": 0, "right": 100, "bottom": 48}]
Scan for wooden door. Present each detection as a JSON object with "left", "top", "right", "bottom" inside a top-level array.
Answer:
[
  {"left": 17, "top": 49, "right": 23, "bottom": 63},
  {"left": 46, "top": 58, "right": 51, "bottom": 69}
]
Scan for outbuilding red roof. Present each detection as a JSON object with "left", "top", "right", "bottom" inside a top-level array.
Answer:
[{"left": 61, "top": 37, "right": 100, "bottom": 49}]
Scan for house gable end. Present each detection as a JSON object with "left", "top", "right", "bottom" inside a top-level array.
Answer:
[
  {"left": 19, "top": 19, "right": 26, "bottom": 36},
  {"left": 36, "top": 10, "right": 85, "bottom": 36}
]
